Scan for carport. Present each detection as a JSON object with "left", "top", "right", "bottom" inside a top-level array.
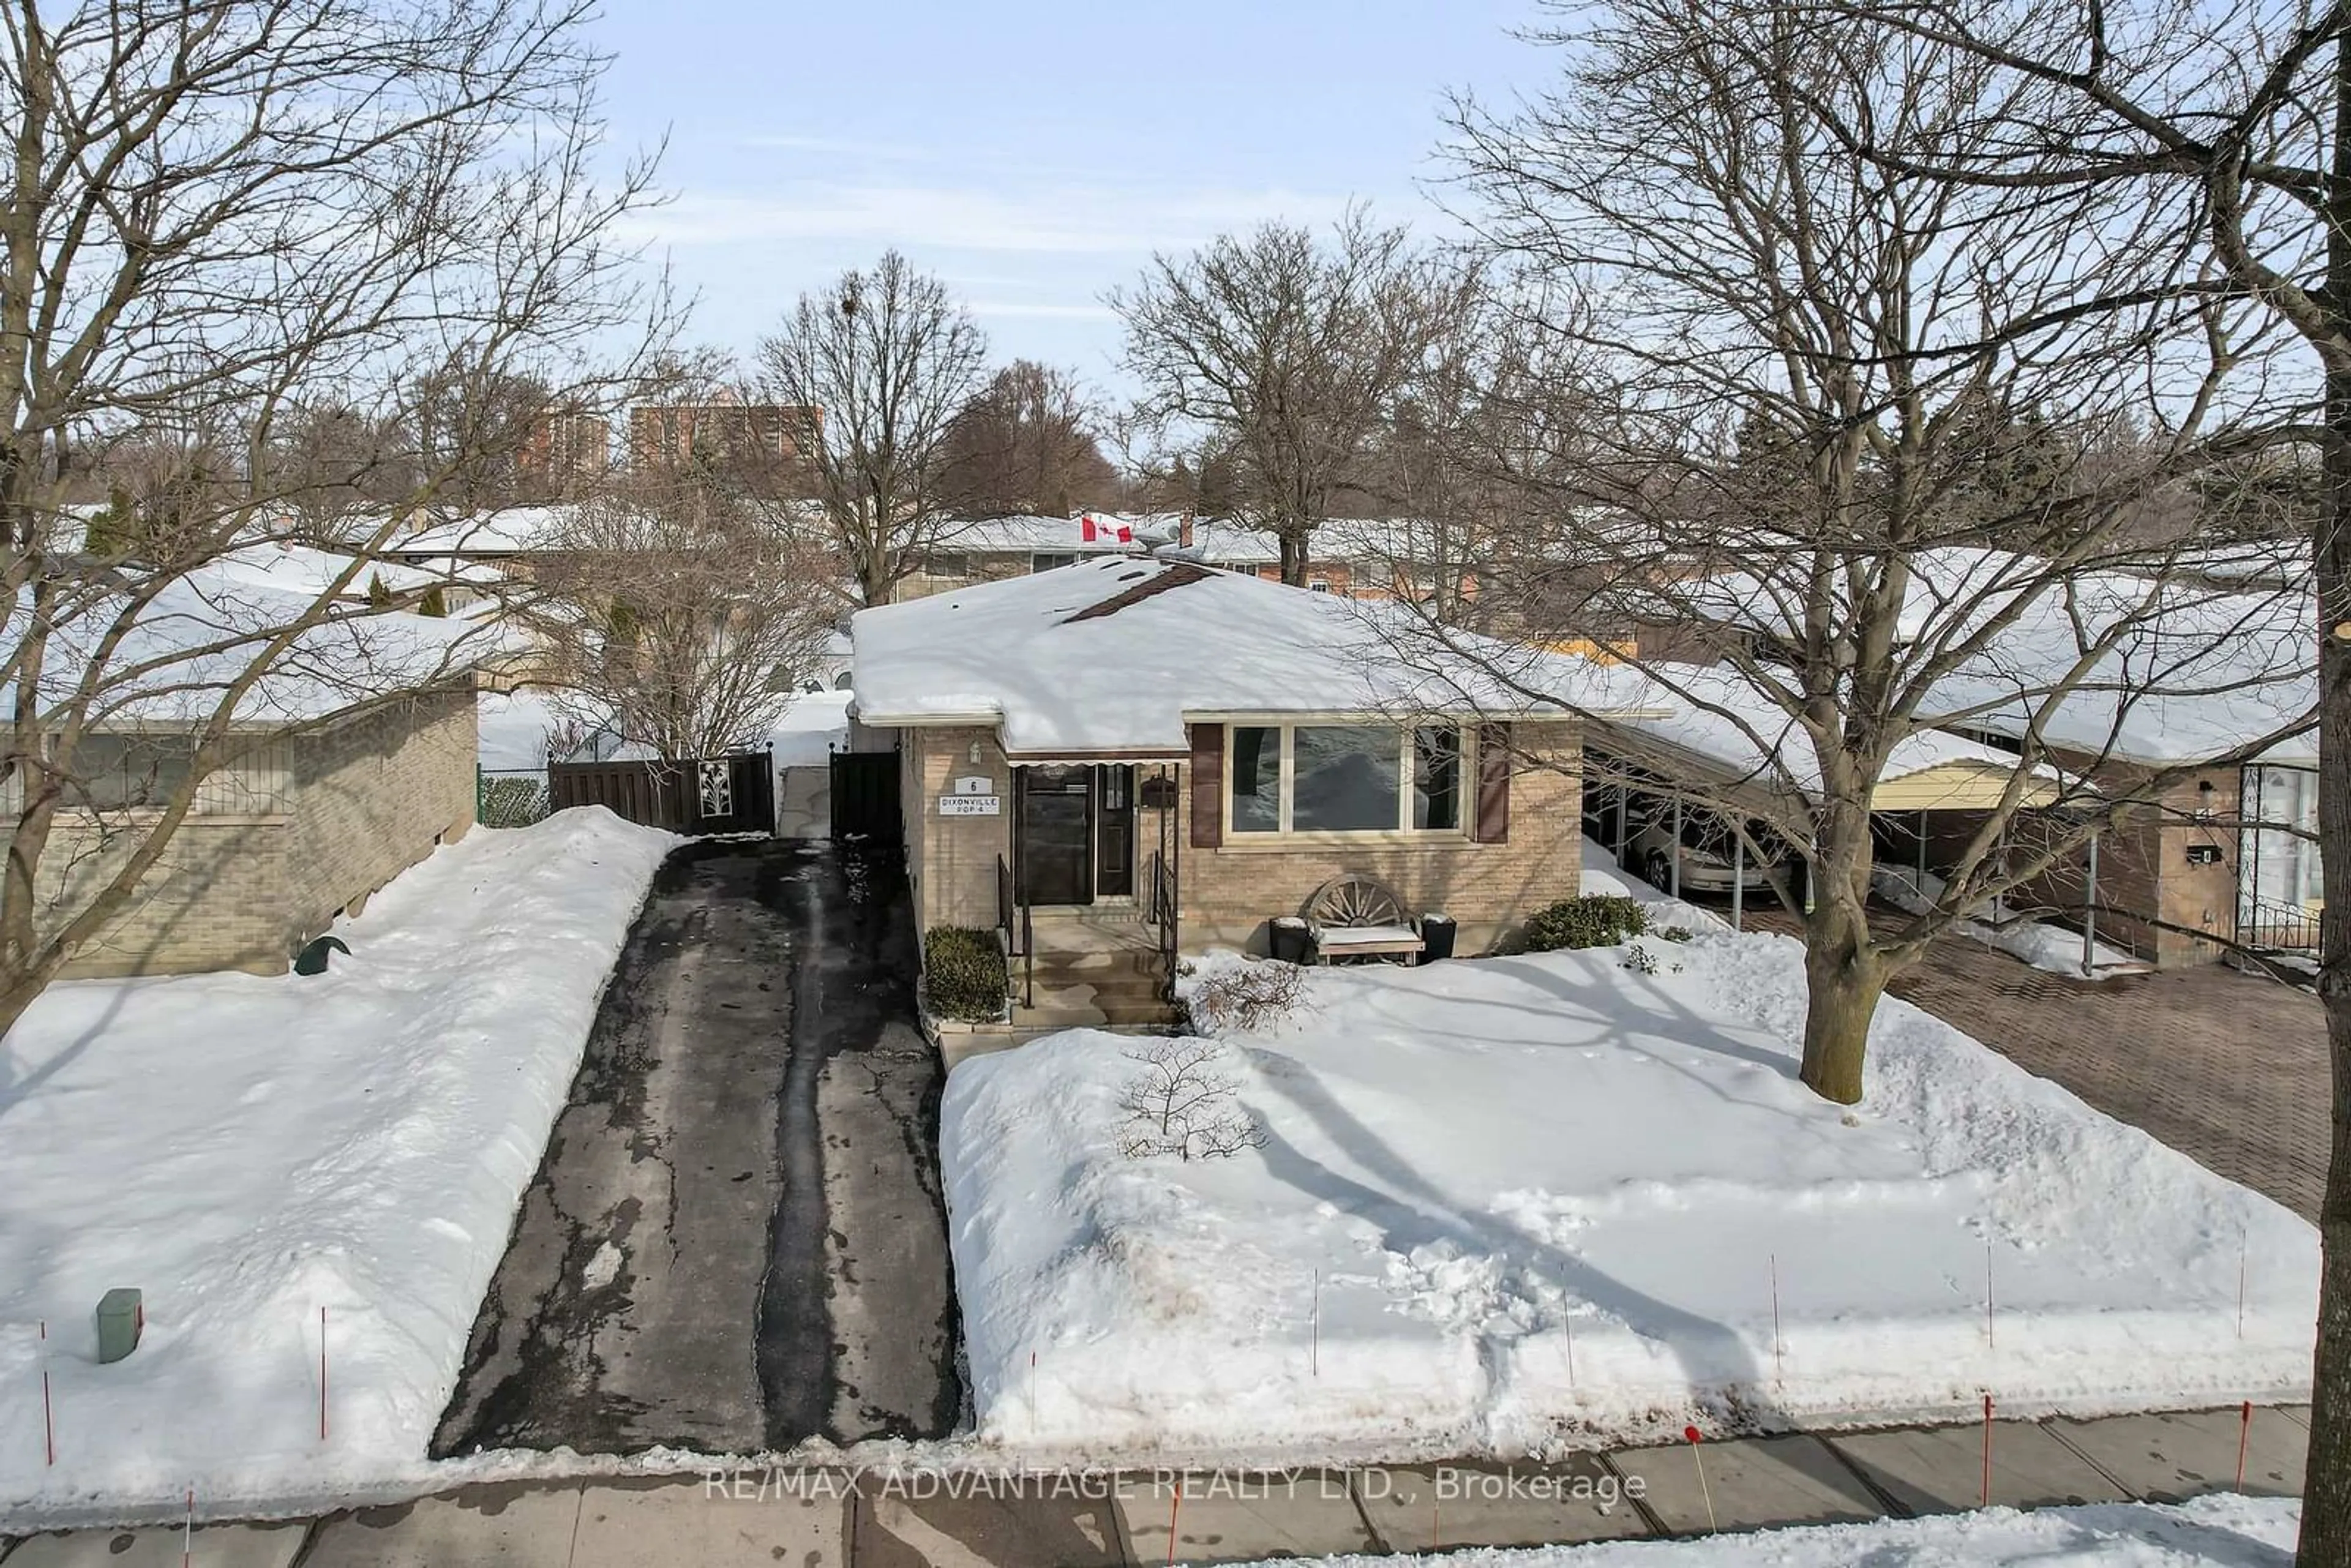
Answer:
[{"left": 1581, "top": 706, "right": 2071, "bottom": 936}]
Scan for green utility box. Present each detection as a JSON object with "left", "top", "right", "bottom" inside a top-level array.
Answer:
[{"left": 97, "top": 1288, "right": 143, "bottom": 1364}]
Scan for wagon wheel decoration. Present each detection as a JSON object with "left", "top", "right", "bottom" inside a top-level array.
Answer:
[{"left": 1303, "top": 874, "right": 1409, "bottom": 929}]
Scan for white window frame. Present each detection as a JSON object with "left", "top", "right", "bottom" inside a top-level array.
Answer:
[{"left": 1222, "top": 720, "right": 1471, "bottom": 842}]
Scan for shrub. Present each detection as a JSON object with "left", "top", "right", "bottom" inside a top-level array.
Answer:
[
  {"left": 1520, "top": 895, "right": 1649, "bottom": 953},
  {"left": 1658, "top": 925, "right": 1694, "bottom": 943},
  {"left": 1118, "top": 1038, "right": 1267, "bottom": 1161},
  {"left": 1620, "top": 943, "right": 1661, "bottom": 975},
  {"left": 1185, "top": 957, "right": 1307, "bottom": 1035},
  {"left": 924, "top": 926, "right": 1008, "bottom": 1022}
]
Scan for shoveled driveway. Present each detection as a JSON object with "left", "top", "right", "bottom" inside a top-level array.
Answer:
[
  {"left": 432, "top": 838, "right": 959, "bottom": 1459},
  {"left": 1745, "top": 904, "right": 2328, "bottom": 1220}
]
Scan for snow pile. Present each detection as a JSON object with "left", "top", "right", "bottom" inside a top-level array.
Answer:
[
  {"left": 1244, "top": 1495, "right": 2298, "bottom": 1567},
  {"left": 1875, "top": 865, "right": 2145, "bottom": 980},
  {"left": 770, "top": 690, "right": 853, "bottom": 767},
  {"left": 942, "top": 928, "right": 2315, "bottom": 1458},
  {"left": 0, "top": 809, "right": 675, "bottom": 1517}
]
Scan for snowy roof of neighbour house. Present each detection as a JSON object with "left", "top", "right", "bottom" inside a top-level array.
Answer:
[
  {"left": 388, "top": 505, "right": 576, "bottom": 557},
  {"left": 931, "top": 514, "right": 1184, "bottom": 555},
  {"left": 852, "top": 554, "right": 1668, "bottom": 757},
  {"left": 1595, "top": 663, "right": 2071, "bottom": 811},
  {"left": 25, "top": 561, "right": 486, "bottom": 729},
  {"left": 214, "top": 540, "right": 443, "bottom": 599},
  {"left": 1654, "top": 546, "right": 2318, "bottom": 769}
]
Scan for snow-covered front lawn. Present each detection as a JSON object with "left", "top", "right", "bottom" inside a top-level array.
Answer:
[
  {"left": 1243, "top": 1495, "right": 2298, "bottom": 1567},
  {"left": 942, "top": 901, "right": 2317, "bottom": 1458},
  {"left": 0, "top": 809, "right": 674, "bottom": 1518}
]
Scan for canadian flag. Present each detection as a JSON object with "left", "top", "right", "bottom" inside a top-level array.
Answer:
[{"left": 1079, "top": 514, "right": 1132, "bottom": 544}]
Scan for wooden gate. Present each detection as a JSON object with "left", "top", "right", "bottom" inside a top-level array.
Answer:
[
  {"left": 548, "top": 750, "right": 776, "bottom": 836},
  {"left": 829, "top": 750, "right": 902, "bottom": 841}
]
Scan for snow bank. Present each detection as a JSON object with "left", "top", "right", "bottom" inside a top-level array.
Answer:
[
  {"left": 0, "top": 809, "right": 675, "bottom": 1518},
  {"left": 942, "top": 928, "right": 2315, "bottom": 1460},
  {"left": 770, "top": 690, "right": 852, "bottom": 767},
  {"left": 1245, "top": 1494, "right": 2298, "bottom": 1567},
  {"left": 1875, "top": 865, "right": 2144, "bottom": 980}
]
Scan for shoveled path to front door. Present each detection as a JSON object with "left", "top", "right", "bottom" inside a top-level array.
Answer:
[{"left": 430, "top": 838, "right": 959, "bottom": 1459}]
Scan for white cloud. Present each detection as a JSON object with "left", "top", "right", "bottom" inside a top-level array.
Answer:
[{"left": 618, "top": 181, "right": 1363, "bottom": 256}]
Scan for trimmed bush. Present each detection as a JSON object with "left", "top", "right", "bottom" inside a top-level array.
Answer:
[
  {"left": 1520, "top": 895, "right": 1649, "bottom": 953},
  {"left": 924, "top": 925, "right": 1009, "bottom": 1022}
]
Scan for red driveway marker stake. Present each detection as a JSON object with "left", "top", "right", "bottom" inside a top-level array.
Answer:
[
  {"left": 39, "top": 1319, "right": 53, "bottom": 1467},
  {"left": 1564, "top": 1313, "right": 1577, "bottom": 1391},
  {"left": 1684, "top": 1426, "right": 1716, "bottom": 1532},
  {"left": 1981, "top": 1394, "right": 1994, "bottom": 1506},
  {"left": 183, "top": 1486, "right": 193, "bottom": 1568},
  {"left": 2237, "top": 1400, "right": 2253, "bottom": 1490},
  {"left": 1165, "top": 1482, "right": 1182, "bottom": 1566}
]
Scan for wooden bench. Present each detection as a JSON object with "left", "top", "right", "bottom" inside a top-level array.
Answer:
[{"left": 1303, "top": 875, "right": 1425, "bottom": 964}]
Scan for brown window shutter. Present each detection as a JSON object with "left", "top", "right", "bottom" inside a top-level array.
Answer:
[
  {"left": 1474, "top": 722, "right": 1512, "bottom": 843},
  {"left": 1189, "top": 723, "right": 1224, "bottom": 848}
]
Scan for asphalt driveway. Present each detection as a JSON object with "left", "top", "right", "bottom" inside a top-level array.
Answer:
[{"left": 432, "top": 838, "right": 959, "bottom": 1459}]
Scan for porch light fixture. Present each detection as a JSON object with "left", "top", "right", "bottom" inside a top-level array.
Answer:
[{"left": 969, "top": 740, "right": 983, "bottom": 764}]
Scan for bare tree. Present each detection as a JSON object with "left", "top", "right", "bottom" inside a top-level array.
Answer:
[
  {"left": 1731, "top": 4, "right": 2351, "bottom": 1548},
  {"left": 1117, "top": 1037, "right": 1267, "bottom": 1162},
  {"left": 936, "top": 360, "right": 1118, "bottom": 519},
  {"left": 1110, "top": 208, "right": 1476, "bottom": 585},
  {"left": 0, "top": 0, "right": 660, "bottom": 1041},
  {"left": 1434, "top": 0, "right": 2307, "bottom": 1102},
  {"left": 533, "top": 470, "right": 836, "bottom": 762},
  {"left": 755, "top": 251, "right": 988, "bottom": 605}
]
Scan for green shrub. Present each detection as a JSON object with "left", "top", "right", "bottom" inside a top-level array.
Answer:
[
  {"left": 418, "top": 584, "right": 449, "bottom": 617},
  {"left": 1520, "top": 895, "right": 1649, "bottom": 953},
  {"left": 924, "top": 926, "right": 1008, "bottom": 1021},
  {"left": 1658, "top": 925, "right": 1694, "bottom": 943}
]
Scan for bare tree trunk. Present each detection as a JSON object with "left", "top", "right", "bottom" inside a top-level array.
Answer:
[
  {"left": 2302, "top": 46, "right": 2351, "bottom": 1559},
  {"left": 1799, "top": 896, "right": 1881, "bottom": 1105},
  {"left": 1279, "top": 526, "right": 1307, "bottom": 586}
]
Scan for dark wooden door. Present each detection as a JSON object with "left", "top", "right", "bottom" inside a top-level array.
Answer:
[{"left": 1018, "top": 765, "right": 1093, "bottom": 906}]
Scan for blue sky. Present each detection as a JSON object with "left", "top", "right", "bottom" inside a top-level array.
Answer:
[{"left": 590, "top": 0, "right": 1547, "bottom": 390}]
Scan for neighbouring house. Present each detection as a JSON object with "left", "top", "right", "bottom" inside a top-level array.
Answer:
[
  {"left": 1585, "top": 549, "right": 2317, "bottom": 969},
  {"left": 17, "top": 565, "right": 483, "bottom": 979},
  {"left": 851, "top": 553, "right": 1663, "bottom": 1033},
  {"left": 904, "top": 514, "right": 1488, "bottom": 604}
]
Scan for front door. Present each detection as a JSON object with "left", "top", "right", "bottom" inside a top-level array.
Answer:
[{"left": 1018, "top": 765, "right": 1093, "bottom": 906}]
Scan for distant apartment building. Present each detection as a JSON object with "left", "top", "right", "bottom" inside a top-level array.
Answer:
[
  {"left": 628, "top": 400, "right": 821, "bottom": 474},
  {"left": 516, "top": 410, "right": 610, "bottom": 489}
]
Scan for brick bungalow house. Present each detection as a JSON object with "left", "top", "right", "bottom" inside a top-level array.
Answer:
[
  {"left": 904, "top": 514, "right": 1484, "bottom": 604},
  {"left": 850, "top": 553, "right": 1663, "bottom": 1032},
  {"left": 22, "top": 563, "right": 482, "bottom": 978}
]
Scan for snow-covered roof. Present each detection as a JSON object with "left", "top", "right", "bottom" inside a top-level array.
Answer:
[
  {"left": 931, "top": 514, "right": 1183, "bottom": 556},
  {"left": 214, "top": 541, "right": 441, "bottom": 599},
  {"left": 1661, "top": 547, "right": 2316, "bottom": 768},
  {"left": 852, "top": 555, "right": 1664, "bottom": 756},
  {"left": 389, "top": 505, "right": 574, "bottom": 557},
  {"left": 29, "top": 563, "right": 484, "bottom": 729},
  {"left": 1595, "top": 664, "right": 2066, "bottom": 808}
]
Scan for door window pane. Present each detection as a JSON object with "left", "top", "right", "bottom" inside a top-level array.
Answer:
[
  {"left": 1229, "top": 726, "right": 1281, "bottom": 833},
  {"left": 1414, "top": 726, "right": 1461, "bottom": 830},
  {"left": 1293, "top": 726, "right": 1401, "bottom": 832}
]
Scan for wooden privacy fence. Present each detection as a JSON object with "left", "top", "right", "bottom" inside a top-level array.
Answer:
[{"left": 547, "top": 749, "right": 776, "bottom": 836}]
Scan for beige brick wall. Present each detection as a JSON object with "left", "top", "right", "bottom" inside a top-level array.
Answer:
[
  {"left": 285, "top": 689, "right": 478, "bottom": 945},
  {"left": 906, "top": 726, "right": 1013, "bottom": 934},
  {"left": 33, "top": 690, "right": 477, "bottom": 980},
  {"left": 47, "top": 816, "right": 295, "bottom": 978},
  {"left": 1176, "top": 720, "right": 1586, "bottom": 956}
]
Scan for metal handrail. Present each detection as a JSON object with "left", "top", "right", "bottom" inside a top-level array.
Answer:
[
  {"left": 997, "top": 854, "right": 1034, "bottom": 1008},
  {"left": 2240, "top": 893, "right": 2320, "bottom": 953},
  {"left": 1147, "top": 850, "right": 1179, "bottom": 999}
]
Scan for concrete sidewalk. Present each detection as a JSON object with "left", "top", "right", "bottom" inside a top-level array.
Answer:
[{"left": 0, "top": 1404, "right": 2308, "bottom": 1566}]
